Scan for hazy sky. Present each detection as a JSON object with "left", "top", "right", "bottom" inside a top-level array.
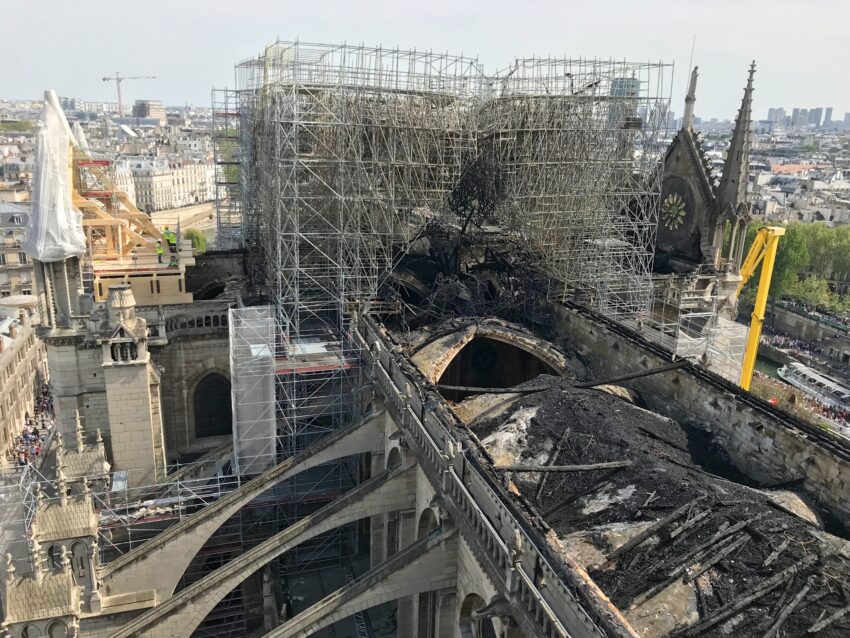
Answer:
[{"left": 3, "top": 0, "right": 848, "bottom": 120}]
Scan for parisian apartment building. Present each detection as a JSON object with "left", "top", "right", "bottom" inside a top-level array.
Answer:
[
  {"left": 119, "top": 159, "right": 215, "bottom": 212},
  {"left": 0, "top": 203, "right": 34, "bottom": 298}
]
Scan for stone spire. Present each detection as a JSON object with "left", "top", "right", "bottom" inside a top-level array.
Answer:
[
  {"left": 717, "top": 61, "right": 756, "bottom": 216},
  {"left": 57, "top": 463, "right": 68, "bottom": 507},
  {"left": 682, "top": 66, "right": 698, "bottom": 131},
  {"left": 34, "top": 480, "right": 45, "bottom": 505},
  {"left": 5, "top": 553, "right": 15, "bottom": 584},
  {"left": 30, "top": 537, "right": 42, "bottom": 583},
  {"left": 60, "top": 544, "right": 72, "bottom": 573},
  {"left": 75, "top": 409, "right": 85, "bottom": 451},
  {"left": 55, "top": 431, "right": 65, "bottom": 476}
]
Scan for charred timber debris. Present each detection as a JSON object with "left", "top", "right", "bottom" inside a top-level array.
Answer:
[{"left": 379, "top": 243, "right": 850, "bottom": 637}]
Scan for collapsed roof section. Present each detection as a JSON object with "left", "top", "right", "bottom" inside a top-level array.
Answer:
[{"left": 385, "top": 261, "right": 850, "bottom": 637}]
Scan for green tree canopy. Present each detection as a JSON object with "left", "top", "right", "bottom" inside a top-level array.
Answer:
[
  {"left": 740, "top": 221, "right": 850, "bottom": 314},
  {"left": 184, "top": 228, "right": 207, "bottom": 255},
  {"left": 742, "top": 222, "right": 808, "bottom": 302}
]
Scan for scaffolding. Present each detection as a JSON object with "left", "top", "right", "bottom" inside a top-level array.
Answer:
[
  {"left": 231, "top": 41, "right": 486, "bottom": 465},
  {"left": 480, "top": 59, "right": 669, "bottom": 318},
  {"left": 229, "top": 42, "right": 669, "bottom": 324},
  {"left": 229, "top": 306, "right": 276, "bottom": 476},
  {"left": 215, "top": 40, "right": 672, "bottom": 634},
  {"left": 212, "top": 89, "right": 244, "bottom": 250},
  {"left": 645, "top": 273, "right": 748, "bottom": 380}
]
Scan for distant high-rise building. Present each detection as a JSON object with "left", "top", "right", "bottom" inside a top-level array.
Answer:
[
  {"left": 767, "top": 107, "right": 776, "bottom": 122},
  {"left": 809, "top": 107, "right": 823, "bottom": 127},
  {"left": 775, "top": 107, "right": 786, "bottom": 124},
  {"left": 799, "top": 109, "right": 809, "bottom": 127},
  {"left": 131, "top": 99, "right": 166, "bottom": 123},
  {"left": 791, "top": 107, "right": 801, "bottom": 127},
  {"left": 845, "top": 112, "right": 850, "bottom": 126},
  {"left": 824, "top": 107, "right": 833, "bottom": 127}
]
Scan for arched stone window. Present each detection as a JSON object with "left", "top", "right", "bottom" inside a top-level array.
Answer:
[
  {"left": 194, "top": 373, "right": 232, "bottom": 438},
  {"left": 417, "top": 508, "right": 438, "bottom": 539},
  {"left": 459, "top": 593, "right": 498, "bottom": 638},
  {"left": 70, "top": 541, "right": 88, "bottom": 586},
  {"left": 47, "top": 544, "right": 63, "bottom": 570},
  {"left": 46, "top": 622, "right": 67, "bottom": 638},
  {"left": 386, "top": 447, "right": 402, "bottom": 470},
  {"left": 21, "top": 625, "right": 42, "bottom": 638}
]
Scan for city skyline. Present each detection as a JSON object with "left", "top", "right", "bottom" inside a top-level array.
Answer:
[{"left": 3, "top": 0, "right": 850, "bottom": 120}]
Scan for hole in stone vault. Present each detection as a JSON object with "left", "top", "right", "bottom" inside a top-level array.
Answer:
[{"left": 437, "top": 336, "right": 559, "bottom": 402}]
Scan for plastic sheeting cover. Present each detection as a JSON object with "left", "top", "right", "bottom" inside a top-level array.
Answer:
[
  {"left": 22, "top": 90, "right": 86, "bottom": 262},
  {"left": 71, "top": 121, "right": 90, "bottom": 150}
]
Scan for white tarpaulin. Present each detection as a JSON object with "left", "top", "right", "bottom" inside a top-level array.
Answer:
[
  {"left": 71, "top": 121, "right": 90, "bottom": 150},
  {"left": 22, "top": 90, "right": 86, "bottom": 262}
]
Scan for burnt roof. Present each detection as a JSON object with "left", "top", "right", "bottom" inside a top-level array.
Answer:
[{"left": 465, "top": 377, "right": 850, "bottom": 637}]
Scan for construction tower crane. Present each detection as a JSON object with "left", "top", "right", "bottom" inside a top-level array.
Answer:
[
  {"left": 102, "top": 72, "right": 157, "bottom": 117},
  {"left": 735, "top": 226, "right": 785, "bottom": 391}
]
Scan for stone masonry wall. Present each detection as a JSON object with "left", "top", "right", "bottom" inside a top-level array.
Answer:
[
  {"left": 152, "top": 334, "right": 230, "bottom": 459},
  {"left": 46, "top": 342, "right": 108, "bottom": 440},
  {"left": 104, "top": 361, "right": 162, "bottom": 486},
  {"left": 542, "top": 299, "right": 850, "bottom": 526}
]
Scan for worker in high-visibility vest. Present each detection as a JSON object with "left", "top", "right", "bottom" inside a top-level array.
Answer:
[
  {"left": 163, "top": 227, "right": 177, "bottom": 254},
  {"left": 155, "top": 240, "right": 164, "bottom": 264}
]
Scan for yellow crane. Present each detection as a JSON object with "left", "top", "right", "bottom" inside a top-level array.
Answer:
[{"left": 735, "top": 226, "right": 785, "bottom": 391}]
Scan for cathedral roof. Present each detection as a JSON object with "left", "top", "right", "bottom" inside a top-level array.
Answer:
[{"left": 3, "top": 569, "right": 80, "bottom": 625}]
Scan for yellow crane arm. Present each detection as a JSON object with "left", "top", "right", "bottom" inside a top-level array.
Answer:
[{"left": 736, "top": 226, "right": 785, "bottom": 390}]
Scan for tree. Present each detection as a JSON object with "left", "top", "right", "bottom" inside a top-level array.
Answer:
[
  {"left": 772, "top": 222, "right": 810, "bottom": 301},
  {"left": 801, "top": 223, "right": 836, "bottom": 279},
  {"left": 830, "top": 225, "right": 850, "bottom": 277},
  {"left": 741, "top": 222, "right": 808, "bottom": 302},
  {"left": 184, "top": 228, "right": 207, "bottom": 255},
  {"left": 786, "top": 276, "right": 832, "bottom": 307}
]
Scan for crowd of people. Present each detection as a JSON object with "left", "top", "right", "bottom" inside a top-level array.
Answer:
[
  {"left": 755, "top": 370, "right": 850, "bottom": 433},
  {"left": 761, "top": 330, "right": 826, "bottom": 360},
  {"left": 9, "top": 384, "right": 54, "bottom": 468},
  {"left": 780, "top": 299, "right": 850, "bottom": 330},
  {"left": 810, "top": 400, "right": 850, "bottom": 430}
]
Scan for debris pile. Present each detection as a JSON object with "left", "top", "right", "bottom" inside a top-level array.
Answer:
[{"left": 465, "top": 378, "right": 850, "bottom": 637}]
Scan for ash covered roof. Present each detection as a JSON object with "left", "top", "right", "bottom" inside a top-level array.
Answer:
[{"left": 463, "top": 378, "right": 850, "bottom": 637}]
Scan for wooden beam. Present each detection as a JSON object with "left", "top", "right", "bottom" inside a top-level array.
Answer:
[{"left": 494, "top": 461, "right": 632, "bottom": 472}]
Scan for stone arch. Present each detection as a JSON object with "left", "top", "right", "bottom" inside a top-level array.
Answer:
[
  {"left": 194, "top": 279, "right": 227, "bottom": 301},
  {"left": 21, "top": 626, "right": 42, "bottom": 638},
  {"left": 192, "top": 372, "right": 232, "bottom": 439},
  {"left": 386, "top": 446, "right": 402, "bottom": 470},
  {"left": 69, "top": 541, "right": 88, "bottom": 586},
  {"left": 107, "top": 462, "right": 412, "bottom": 638},
  {"left": 412, "top": 322, "right": 567, "bottom": 397},
  {"left": 388, "top": 270, "right": 431, "bottom": 306},
  {"left": 417, "top": 507, "right": 438, "bottom": 539},
  {"left": 438, "top": 336, "right": 561, "bottom": 401},
  {"left": 46, "top": 544, "right": 62, "bottom": 570},
  {"left": 384, "top": 447, "right": 406, "bottom": 558},
  {"left": 459, "top": 593, "right": 497, "bottom": 638},
  {"left": 415, "top": 508, "right": 442, "bottom": 638},
  {"left": 46, "top": 622, "right": 67, "bottom": 638},
  {"left": 99, "top": 414, "right": 385, "bottom": 607}
]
